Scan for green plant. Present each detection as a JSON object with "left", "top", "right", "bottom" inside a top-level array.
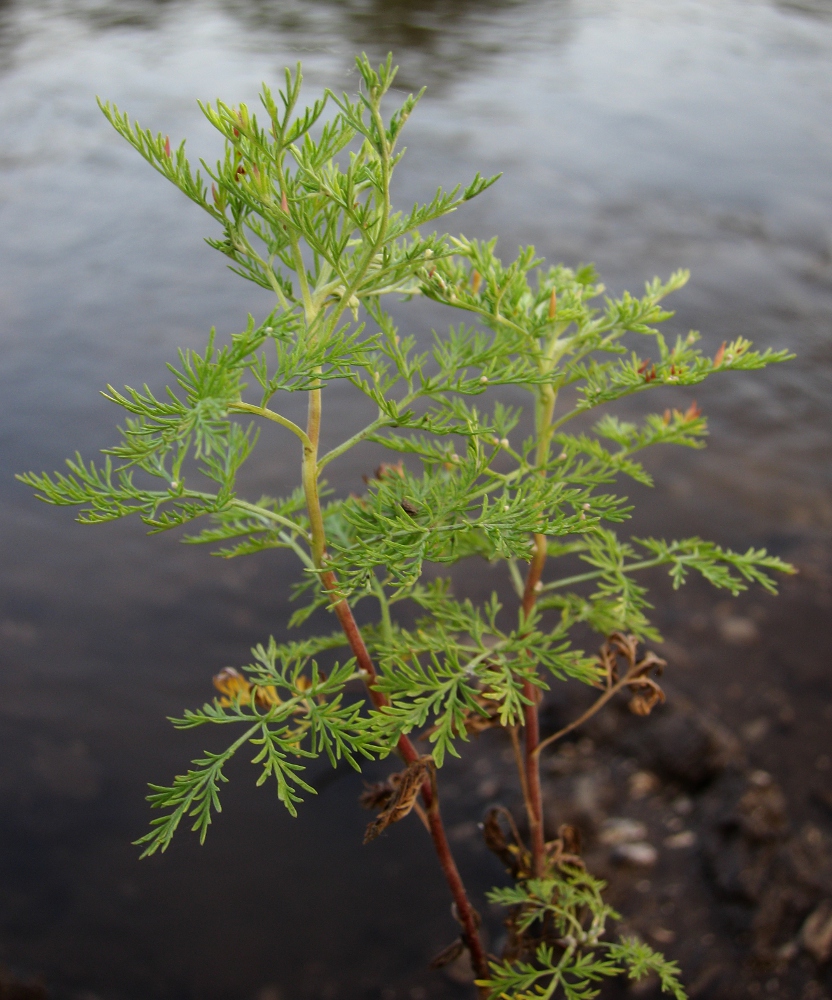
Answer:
[{"left": 19, "top": 55, "right": 794, "bottom": 999}]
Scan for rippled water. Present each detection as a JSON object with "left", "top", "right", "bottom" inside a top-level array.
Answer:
[{"left": 0, "top": 1, "right": 830, "bottom": 997}]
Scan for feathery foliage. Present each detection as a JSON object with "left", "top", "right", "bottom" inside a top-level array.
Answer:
[{"left": 19, "top": 55, "right": 794, "bottom": 998}]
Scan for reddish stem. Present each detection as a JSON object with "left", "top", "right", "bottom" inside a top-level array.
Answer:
[
  {"left": 321, "top": 569, "right": 490, "bottom": 985},
  {"left": 520, "top": 533, "right": 548, "bottom": 876}
]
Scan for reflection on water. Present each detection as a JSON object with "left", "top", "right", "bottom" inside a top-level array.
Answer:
[{"left": 0, "top": 0, "right": 830, "bottom": 997}]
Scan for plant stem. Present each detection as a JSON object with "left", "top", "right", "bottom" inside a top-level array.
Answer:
[
  {"left": 520, "top": 532, "right": 547, "bottom": 876},
  {"left": 300, "top": 386, "right": 489, "bottom": 987},
  {"left": 516, "top": 368, "right": 560, "bottom": 877}
]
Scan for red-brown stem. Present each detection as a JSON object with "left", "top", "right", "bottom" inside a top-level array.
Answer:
[
  {"left": 520, "top": 532, "right": 548, "bottom": 876},
  {"left": 322, "top": 571, "right": 490, "bottom": 984},
  {"left": 306, "top": 381, "right": 487, "bottom": 986}
]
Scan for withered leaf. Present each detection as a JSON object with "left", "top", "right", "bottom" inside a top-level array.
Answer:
[
  {"left": 363, "top": 756, "right": 432, "bottom": 844},
  {"left": 558, "top": 823, "right": 582, "bottom": 857},
  {"left": 213, "top": 666, "right": 284, "bottom": 709},
  {"left": 483, "top": 807, "right": 528, "bottom": 878},
  {"left": 543, "top": 824, "right": 584, "bottom": 870},
  {"left": 629, "top": 682, "right": 666, "bottom": 716},
  {"left": 359, "top": 781, "right": 395, "bottom": 811},
  {"left": 362, "top": 460, "right": 405, "bottom": 485}
]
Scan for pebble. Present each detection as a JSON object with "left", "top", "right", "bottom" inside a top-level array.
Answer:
[
  {"left": 612, "top": 841, "right": 658, "bottom": 867},
  {"left": 664, "top": 830, "right": 697, "bottom": 849},
  {"left": 599, "top": 817, "right": 648, "bottom": 846},
  {"left": 629, "top": 770, "right": 660, "bottom": 800},
  {"left": 801, "top": 899, "right": 832, "bottom": 964}
]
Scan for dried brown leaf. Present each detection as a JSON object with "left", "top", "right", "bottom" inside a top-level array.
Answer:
[{"left": 363, "top": 757, "right": 432, "bottom": 843}]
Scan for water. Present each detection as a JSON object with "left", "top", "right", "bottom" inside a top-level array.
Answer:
[{"left": 0, "top": 1, "right": 830, "bottom": 997}]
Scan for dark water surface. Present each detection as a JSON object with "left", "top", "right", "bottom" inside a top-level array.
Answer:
[{"left": 0, "top": 1, "right": 831, "bottom": 997}]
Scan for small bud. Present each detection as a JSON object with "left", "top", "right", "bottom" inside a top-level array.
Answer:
[
  {"left": 163, "top": 136, "right": 171, "bottom": 159},
  {"left": 558, "top": 452, "right": 567, "bottom": 461},
  {"left": 503, "top": 504, "right": 510, "bottom": 512},
  {"left": 534, "top": 581, "right": 543, "bottom": 592},
  {"left": 471, "top": 270, "right": 482, "bottom": 294},
  {"left": 713, "top": 341, "right": 727, "bottom": 367},
  {"left": 582, "top": 503, "right": 590, "bottom": 509},
  {"left": 479, "top": 375, "right": 488, "bottom": 384},
  {"left": 281, "top": 190, "right": 289, "bottom": 214},
  {"left": 548, "top": 288, "right": 557, "bottom": 320},
  {"left": 500, "top": 437, "right": 510, "bottom": 448},
  {"left": 451, "top": 453, "right": 460, "bottom": 463}
]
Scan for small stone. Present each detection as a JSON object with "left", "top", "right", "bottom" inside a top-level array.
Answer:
[
  {"left": 651, "top": 927, "right": 676, "bottom": 944},
  {"left": 719, "top": 616, "right": 759, "bottom": 644},
  {"left": 801, "top": 899, "right": 832, "bottom": 964},
  {"left": 612, "top": 841, "right": 658, "bottom": 867},
  {"left": 742, "top": 718, "right": 770, "bottom": 743},
  {"left": 629, "top": 771, "right": 660, "bottom": 800},
  {"left": 664, "top": 830, "right": 697, "bottom": 849},
  {"left": 599, "top": 817, "right": 648, "bottom": 846}
]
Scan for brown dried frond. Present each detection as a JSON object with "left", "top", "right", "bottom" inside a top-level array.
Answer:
[
  {"left": 213, "top": 666, "right": 282, "bottom": 709},
  {"left": 362, "top": 460, "right": 405, "bottom": 485},
  {"left": 363, "top": 756, "right": 432, "bottom": 843},
  {"left": 359, "top": 781, "right": 396, "bottom": 812},
  {"left": 598, "top": 633, "right": 667, "bottom": 716},
  {"left": 483, "top": 807, "right": 531, "bottom": 878},
  {"left": 544, "top": 824, "right": 584, "bottom": 870},
  {"left": 628, "top": 681, "right": 666, "bottom": 716}
]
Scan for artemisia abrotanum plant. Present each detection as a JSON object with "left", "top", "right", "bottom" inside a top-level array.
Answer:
[{"left": 20, "top": 55, "right": 794, "bottom": 999}]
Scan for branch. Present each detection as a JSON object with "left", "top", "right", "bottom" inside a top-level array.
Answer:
[{"left": 228, "top": 402, "right": 311, "bottom": 448}]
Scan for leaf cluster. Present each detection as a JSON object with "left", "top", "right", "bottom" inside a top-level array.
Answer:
[
  {"left": 482, "top": 870, "right": 686, "bottom": 1000},
  {"left": 18, "top": 55, "right": 798, "bottom": 999}
]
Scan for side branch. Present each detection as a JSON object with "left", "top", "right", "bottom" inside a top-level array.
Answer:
[{"left": 229, "top": 401, "right": 311, "bottom": 448}]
